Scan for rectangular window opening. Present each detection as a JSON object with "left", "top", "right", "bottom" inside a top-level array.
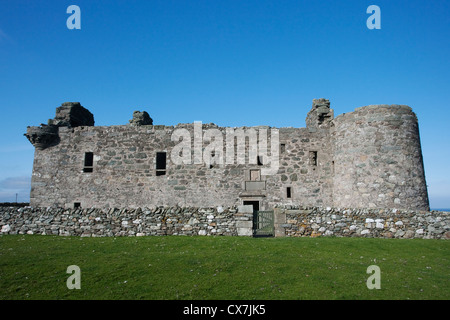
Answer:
[
  {"left": 309, "top": 151, "right": 318, "bottom": 166},
  {"left": 280, "top": 144, "right": 286, "bottom": 154},
  {"left": 74, "top": 202, "right": 81, "bottom": 208},
  {"left": 209, "top": 151, "right": 215, "bottom": 168},
  {"left": 156, "top": 152, "right": 167, "bottom": 176},
  {"left": 83, "top": 152, "right": 94, "bottom": 172},
  {"left": 286, "top": 187, "right": 292, "bottom": 199},
  {"left": 257, "top": 155, "right": 263, "bottom": 166}
]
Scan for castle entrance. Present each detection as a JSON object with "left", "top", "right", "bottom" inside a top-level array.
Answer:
[
  {"left": 252, "top": 210, "right": 274, "bottom": 237},
  {"left": 243, "top": 200, "right": 274, "bottom": 237},
  {"left": 243, "top": 200, "right": 259, "bottom": 213}
]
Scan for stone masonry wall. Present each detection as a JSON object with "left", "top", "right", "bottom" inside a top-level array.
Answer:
[
  {"left": 332, "top": 105, "right": 429, "bottom": 210},
  {"left": 1, "top": 206, "right": 448, "bottom": 239},
  {"left": 0, "top": 206, "right": 253, "bottom": 237},
  {"left": 26, "top": 100, "right": 430, "bottom": 211},
  {"left": 276, "top": 206, "right": 449, "bottom": 239},
  {"left": 29, "top": 123, "right": 333, "bottom": 210}
]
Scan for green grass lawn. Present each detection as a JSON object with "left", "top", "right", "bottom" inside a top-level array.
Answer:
[{"left": 0, "top": 235, "right": 448, "bottom": 300}]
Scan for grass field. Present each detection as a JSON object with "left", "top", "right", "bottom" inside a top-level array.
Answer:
[{"left": 0, "top": 235, "right": 448, "bottom": 300}]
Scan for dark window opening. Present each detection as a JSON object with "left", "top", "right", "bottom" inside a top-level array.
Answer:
[
  {"left": 257, "top": 156, "right": 263, "bottom": 166},
  {"left": 309, "top": 151, "right": 318, "bottom": 166},
  {"left": 209, "top": 151, "right": 215, "bottom": 169},
  {"left": 286, "top": 187, "right": 292, "bottom": 199},
  {"left": 280, "top": 144, "right": 286, "bottom": 154},
  {"left": 156, "top": 152, "right": 166, "bottom": 176},
  {"left": 83, "top": 152, "right": 94, "bottom": 172},
  {"left": 74, "top": 202, "right": 81, "bottom": 208}
]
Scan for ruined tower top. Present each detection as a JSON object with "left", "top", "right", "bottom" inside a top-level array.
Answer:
[
  {"left": 47, "top": 102, "right": 95, "bottom": 127},
  {"left": 305, "top": 98, "right": 334, "bottom": 129},
  {"left": 129, "top": 110, "right": 153, "bottom": 126}
]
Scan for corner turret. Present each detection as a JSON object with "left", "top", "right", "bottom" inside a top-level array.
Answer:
[
  {"left": 24, "top": 125, "right": 59, "bottom": 150},
  {"left": 47, "top": 102, "right": 94, "bottom": 127},
  {"left": 25, "top": 102, "right": 94, "bottom": 150}
]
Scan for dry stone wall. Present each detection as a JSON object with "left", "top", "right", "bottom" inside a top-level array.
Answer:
[
  {"left": 276, "top": 206, "right": 449, "bottom": 239},
  {"left": 0, "top": 206, "right": 252, "bottom": 237},
  {"left": 1, "top": 205, "right": 448, "bottom": 239}
]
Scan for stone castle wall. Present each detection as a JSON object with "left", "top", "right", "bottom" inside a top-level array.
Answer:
[
  {"left": 332, "top": 105, "right": 429, "bottom": 210},
  {"left": 29, "top": 123, "right": 334, "bottom": 210},
  {"left": 25, "top": 99, "right": 430, "bottom": 211}
]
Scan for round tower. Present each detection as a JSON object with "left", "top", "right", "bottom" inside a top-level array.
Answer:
[{"left": 332, "top": 104, "right": 429, "bottom": 210}]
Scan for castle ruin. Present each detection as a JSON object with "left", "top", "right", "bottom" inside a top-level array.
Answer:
[{"left": 25, "top": 99, "right": 430, "bottom": 212}]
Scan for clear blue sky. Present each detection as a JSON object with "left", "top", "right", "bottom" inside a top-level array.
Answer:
[{"left": 0, "top": 0, "right": 449, "bottom": 208}]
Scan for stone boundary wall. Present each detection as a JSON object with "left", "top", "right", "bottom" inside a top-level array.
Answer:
[
  {"left": 0, "top": 206, "right": 253, "bottom": 237},
  {"left": 275, "top": 206, "right": 449, "bottom": 239},
  {"left": 1, "top": 205, "right": 449, "bottom": 239}
]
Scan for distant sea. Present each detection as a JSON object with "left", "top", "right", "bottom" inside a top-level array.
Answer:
[{"left": 431, "top": 208, "right": 450, "bottom": 212}]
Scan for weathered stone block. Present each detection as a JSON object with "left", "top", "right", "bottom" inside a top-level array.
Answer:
[{"left": 237, "top": 205, "right": 254, "bottom": 214}]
